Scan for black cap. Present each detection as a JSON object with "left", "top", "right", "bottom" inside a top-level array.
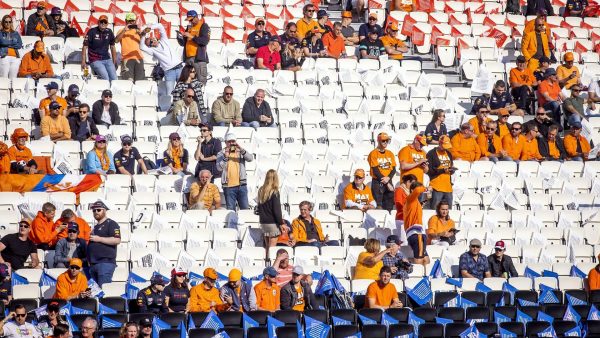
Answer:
[
  {"left": 47, "top": 301, "right": 60, "bottom": 312},
  {"left": 199, "top": 123, "right": 213, "bottom": 131},
  {"left": 139, "top": 318, "right": 152, "bottom": 327},
  {"left": 538, "top": 56, "right": 550, "bottom": 64},
  {"left": 516, "top": 55, "right": 526, "bottom": 63},
  {"left": 386, "top": 235, "right": 400, "bottom": 246},
  {"left": 102, "top": 89, "right": 112, "bottom": 97}
]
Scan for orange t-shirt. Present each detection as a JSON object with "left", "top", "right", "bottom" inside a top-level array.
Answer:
[
  {"left": 39, "top": 96, "right": 68, "bottom": 117},
  {"left": 119, "top": 28, "right": 143, "bottom": 60},
  {"left": 292, "top": 284, "right": 305, "bottom": 312},
  {"left": 537, "top": 80, "right": 561, "bottom": 106},
  {"left": 548, "top": 141, "right": 560, "bottom": 159},
  {"left": 450, "top": 133, "right": 481, "bottom": 162},
  {"left": 564, "top": 134, "right": 591, "bottom": 158},
  {"left": 502, "top": 134, "right": 525, "bottom": 160},
  {"left": 556, "top": 65, "right": 580, "bottom": 89},
  {"left": 189, "top": 284, "right": 225, "bottom": 312},
  {"left": 520, "top": 138, "right": 543, "bottom": 161},
  {"left": 380, "top": 35, "right": 406, "bottom": 60},
  {"left": 589, "top": 266, "right": 600, "bottom": 291},
  {"left": 509, "top": 67, "right": 536, "bottom": 86},
  {"left": 394, "top": 186, "right": 409, "bottom": 221},
  {"left": 7, "top": 146, "right": 33, "bottom": 164},
  {"left": 427, "top": 215, "right": 455, "bottom": 243},
  {"left": 354, "top": 252, "right": 383, "bottom": 280},
  {"left": 322, "top": 32, "right": 345, "bottom": 58},
  {"left": 429, "top": 149, "right": 452, "bottom": 193},
  {"left": 476, "top": 133, "right": 503, "bottom": 157},
  {"left": 365, "top": 281, "right": 398, "bottom": 308},
  {"left": 367, "top": 148, "right": 396, "bottom": 178},
  {"left": 398, "top": 145, "right": 426, "bottom": 183},
  {"left": 17, "top": 52, "right": 54, "bottom": 78},
  {"left": 53, "top": 271, "right": 88, "bottom": 300},
  {"left": 403, "top": 185, "right": 426, "bottom": 230},
  {"left": 253, "top": 280, "right": 281, "bottom": 311},
  {"left": 342, "top": 183, "right": 375, "bottom": 209}
]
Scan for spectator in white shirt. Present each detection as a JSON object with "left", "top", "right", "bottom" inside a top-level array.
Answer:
[{"left": 0, "top": 304, "right": 41, "bottom": 338}]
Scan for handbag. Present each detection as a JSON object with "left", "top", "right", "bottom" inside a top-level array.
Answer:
[{"left": 151, "top": 64, "right": 165, "bottom": 81}]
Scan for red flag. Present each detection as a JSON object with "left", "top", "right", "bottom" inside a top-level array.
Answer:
[
  {"left": 443, "top": 3, "right": 455, "bottom": 12},
  {"left": 464, "top": 8, "right": 472, "bottom": 24},
  {"left": 265, "top": 21, "right": 277, "bottom": 35},
  {"left": 71, "top": 17, "right": 83, "bottom": 35},
  {"left": 221, "top": 31, "right": 235, "bottom": 43},
  {"left": 401, "top": 14, "right": 416, "bottom": 37},
  {"left": 178, "top": 3, "right": 188, "bottom": 16},
  {"left": 560, "top": 20, "right": 572, "bottom": 29},
  {"left": 592, "top": 30, "right": 600, "bottom": 45},
  {"left": 504, "top": 17, "right": 517, "bottom": 28},
  {"left": 457, "top": 37, "right": 470, "bottom": 58},
  {"left": 87, "top": 15, "right": 98, "bottom": 26},
  {"left": 203, "top": 5, "right": 220, "bottom": 16},
  {"left": 153, "top": 3, "right": 165, "bottom": 16},
  {"left": 552, "top": 31, "right": 560, "bottom": 40},
  {"left": 63, "top": 0, "right": 78, "bottom": 17},
  {"left": 240, "top": 6, "right": 255, "bottom": 18},
  {"left": 581, "top": 21, "right": 594, "bottom": 29},
  {"left": 265, "top": 6, "right": 283, "bottom": 19},
  {"left": 15, "top": 19, "right": 23, "bottom": 34},
  {"left": 512, "top": 26, "right": 522, "bottom": 37},
  {"left": 436, "top": 37, "right": 451, "bottom": 46},
  {"left": 483, "top": 16, "right": 495, "bottom": 27},
  {"left": 489, "top": 7, "right": 500, "bottom": 14},
  {"left": 415, "top": 0, "right": 434, "bottom": 12},
  {"left": 114, "top": 15, "right": 126, "bottom": 26},
  {"left": 449, "top": 14, "right": 461, "bottom": 26},
  {"left": 486, "top": 27, "right": 507, "bottom": 48},
  {"left": 108, "top": 3, "right": 122, "bottom": 15},
  {"left": 159, "top": 17, "right": 171, "bottom": 38},
  {"left": 0, "top": 0, "right": 11, "bottom": 9},
  {"left": 131, "top": 4, "right": 145, "bottom": 17},
  {"left": 387, "top": 15, "right": 399, "bottom": 27},
  {"left": 552, "top": 0, "right": 565, "bottom": 5},
  {"left": 451, "top": 26, "right": 463, "bottom": 37},
  {"left": 431, "top": 25, "right": 443, "bottom": 45},
  {"left": 474, "top": 4, "right": 485, "bottom": 13},
  {"left": 223, "top": 19, "right": 239, "bottom": 31},
  {"left": 574, "top": 41, "right": 588, "bottom": 54},
  {"left": 428, "top": 14, "right": 439, "bottom": 25},
  {"left": 412, "top": 26, "right": 426, "bottom": 46},
  {"left": 368, "top": 0, "right": 384, "bottom": 8}
]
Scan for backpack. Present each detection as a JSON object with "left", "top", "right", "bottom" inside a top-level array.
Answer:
[
  {"left": 330, "top": 289, "right": 355, "bottom": 310},
  {"left": 138, "top": 157, "right": 156, "bottom": 174}
]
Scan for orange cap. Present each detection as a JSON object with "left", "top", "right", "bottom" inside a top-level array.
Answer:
[
  {"left": 203, "top": 267, "right": 218, "bottom": 280},
  {"left": 415, "top": 134, "right": 427, "bottom": 146},
  {"left": 388, "top": 23, "right": 398, "bottom": 31},
  {"left": 98, "top": 14, "right": 109, "bottom": 22},
  {"left": 564, "top": 52, "right": 574, "bottom": 62},
  {"left": 228, "top": 268, "right": 242, "bottom": 282},
  {"left": 342, "top": 11, "right": 353, "bottom": 18},
  {"left": 34, "top": 41, "right": 45, "bottom": 53},
  {"left": 354, "top": 169, "right": 365, "bottom": 178},
  {"left": 255, "top": 17, "right": 265, "bottom": 25},
  {"left": 439, "top": 135, "right": 452, "bottom": 149},
  {"left": 377, "top": 132, "right": 391, "bottom": 142},
  {"left": 69, "top": 258, "right": 83, "bottom": 268},
  {"left": 37, "top": 1, "right": 47, "bottom": 8},
  {"left": 368, "top": 12, "right": 377, "bottom": 18}
]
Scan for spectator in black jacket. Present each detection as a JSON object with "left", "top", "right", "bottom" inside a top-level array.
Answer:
[
  {"left": 424, "top": 109, "right": 448, "bottom": 145},
  {"left": 49, "top": 7, "right": 78, "bottom": 39},
  {"left": 538, "top": 124, "right": 566, "bottom": 161},
  {"left": 92, "top": 89, "right": 121, "bottom": 127},
  {"left": 68, "top": 104, "right": 98, "bottom": 141},
  {"left": 280, "top": 266, "right": 317, "bottom": 311},
  {"left": 241, "top": 89, "right": 275, "bottom": 129},
  {"left": 178, "top": 10, "right": 210, "bottom": 85},
  {"left": 532, "top": 107, "right": 560, "bottom": 139},
  {"left": 487, "top": 241, "right": 518, "bottom": 278},
  {"left": 526, "top": 2, "right": 554, "bottom": 16},
  {"left": 426, "top": 135, "right": 455, "bottom": 210},
  {"left": 257, "top": 169, "right": 286, "bottom": 259},
  {"left": 25, "top": 1, "right": 56, "bottom": 37}
]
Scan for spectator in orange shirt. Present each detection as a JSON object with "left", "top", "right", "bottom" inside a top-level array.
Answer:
[
  {"left": 426, "top": 135, "right": 454, "bottom": 209},
  {"left": 502, "top": 122, "right": 526, "bottom": 161},
  {"left": 251, "top": 267, "right": 281, "bottom": 311},
  {"left": 17, "top": 40, "right": 54, "bottom": 79},
  {"left": 367, "top": 133, "right": 397, "bottom": 211},
  {"left": 588, "top": 254, "right": 600, "bottom": 291},
  {"left": 189, "top": 268, "right": 231, "bottom": 312},
  {"left": 54, "top": 209, "right": 91, "bottom": 243},
  {"left": 38, "top": 81, "right": 67, "bottom": 120},
  {"left": 53, "top": 258, "right": 90, "bottom": 300},
  {"left": 496, "top": 112, "right": 511, "bottom": 139},
  {"left": 291, "top": 201, "right": 339, "bottom": 247},
  {"left": 394, "top": 174, "right": 416, "bottom": 221},
  {"left": 115, "top": 13, "right": 145, "bottom": 81},
  {"left": 556, "top": 52, "right": 581, "bottom": 90},
  {"left": 538, "top": 124, "right": 565, "bottom": 161},
  {"left": 354, "top": 238, "right": 388, "bottom": 280},
  {"left": 380, "top": 23, "right": 408, "bottom": 61},
  {"left": 427, "top": 200, "right": 456, "bottom": 246},
  {"left": 30, "top": 202, "right": 65, "bottom": 250},
  {"left": 468, "top": 105, "right": 491, "bottom": 136},
  {"left": 477, "top": 120, "right": 509, "bottom": 162},
  {"left": 538, "top": 68, "right": 565, "bottom": 125},
  {"left": 451, "top": 123, "right": 482, "bottom": 162},
  {"left": 520, "top": 121, "right": 544, "bottom": 161},
  {"left": 41, "top": 101, "right": 72, "bottom": 142},
  {"left": 7, "top": 128, "right": 39, "bottom": 174},
  {"left": 322, "top": 22, "right": 353, "bottom": 59},
  {"left": 403, "top": 181, "right": 430, "bottom": 266},
  {"left": 398, "top": 134, "right": 428, "bottom": 183},
  {"left": 563, "top": 122, "right": 596, "bottom": 161},
  {"left": 365, "top": 266, "right": 403, "bottom": 309},
  {"left": 521, "top": 17, "right": 551, "bottom": 72},
  {"left": 510, "top": 55, "right": 538, "bottom": 114},
  {"left": 343, "top": 169, "right": 377, "bottom": 211},
  {"left": 0, "top": 142, "right": 10, "bottom": 174}
]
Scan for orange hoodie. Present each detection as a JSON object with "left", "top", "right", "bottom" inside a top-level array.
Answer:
[
  {"left": 30, "top": 211, "right": 61, "bottom": 247},
  {"left": 450, "top": 133, "right": 481, "bottom": 162},
  {"left": 53, "top": 271, "right": 88, "bottom": 300},
  {"left": 589, "top": 266, "right": 600, "bottom": 291},
  {"left": 54, "top": 217, "right": 92, "bottom": 243}
]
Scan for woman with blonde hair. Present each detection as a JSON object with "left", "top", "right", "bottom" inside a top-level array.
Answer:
[
  {"left": 84, "top": 135, "right": 115, "bottom": 175},
  {"left": 119, "top": 322, "right": 139, "bottom": 338},
  {"left": 0, "top": 14, "right": 23, "bottom": 78},
  {"left": 163, "top": 132, "right": 190, "bottom": 175},
  {"left": 257, "top": 169, "right": 287, "bottom": 258},
  {"left": 354, "top": 238, "right": 391, "bottom": 280}
]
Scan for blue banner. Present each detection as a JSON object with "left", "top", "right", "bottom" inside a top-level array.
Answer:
[
  {"left": 460, "top": 297, "right": 478, "bottom": 309},
  {"left": 127, "top": 271, "right": 148, "bottom": 283},
  {"left": 124, "top": 283, "right": 139, "bottom": 300},
  {"left": 381, "top": 313, "right": 399, "bottom": 327},
  {"left": 564, "top": 326, "right": 581, "bottom": 337},
  {"left": 315, "top": 270, "right": 346, "bottom": 295},
  {"left": 494, "top": 311, "right": 512, "bottom": 324},
  {"left": 406, "top": 278, "right": 432, "bottom": 306},
  {"left": 188, "top": 314, "right": 196, "bottom": 329},
  {"left": 446, "top": 277, "right": 463, "bottom": 288},
  {"left": 242, "top": 313, "right": 258, "bottom": 333},
  {"left": 539, "top": 284, "right": 560, "bottom": 304},
  {"left": 70, "top": 305, "right": 93, "bottom": 315},
  {"left": 499, "top": 328, "right": 517, "bottom": 338},
  {"left": 475, "top": 282, "right": 491, "bottom": 293},
  {"left": 537, "top": 324, "right": 556, "bottom": 337},
  {"left": 502, "top": 282, "right": 517, "bottom": 303},
  {"left": 98, "top": 303, "right": 117, "bottom": 315},
  {"left": 358, "top": 314, "right": 377, "bottom": 325},
  {"left": 304, "top": 315, "right": 329, "bottom": 338},
  {"left": 537, "top": 311, "right": 554, "bottom": 323},
  {"left": 102, "top": 316, "right": 123, "bottom": 329},
  {"left": 443, "top": 294, "right": 459, "bottom": 308},
  {"left": 588, "top": 304, "right": 600, "bottom": 320},
  {"left": 267, "top": 316, "right": 284, "bottom": 338},
  {"left": 516, "top": 309, "right": 532, "bottom": 324},
  {"left": 517, "top": 298, "right": 538, "bottom": 306},
  {"left": 429, "top": 259, "right": 444, "bottom": 278},
  {"left": 542, "top": 270, "right": 558, "bottom": 278},
  {"left": 39, "top": 271, "right": 57, "bottom": 287},
  {"left": 66, "top": 314, "right": 79, "bottom": 332},
  {"left": 435, "top": 317, "right": 453, "bottom": 326},
  {"left": 524, "top": 267, "right": 541, "bottom": 279},
  {"left": 178, "top": 321, "right": 188, "bottom": 338},
  {"left": 11, "top": 272, "right": 29, "bottom": 288},
  {"left": 332, "top": 316, "right": 351, "bottom": 326},
  {"left": 408, "top": 312, "right": 425, "bottom": 336},
  {"left": 201, "top": 311, "right": 224, "bottom": 331},
  {"left": 563, "top": 304, "right": 581, "bottom": 322},
  {"left": 570, "top": 265, "right": 586, "bottom": 278},
  {"left": 566, "top": 294, "right": 587, "bottom": 306},
  {"left": 152, "top": 317, "right": 172, "bottom": 338}
]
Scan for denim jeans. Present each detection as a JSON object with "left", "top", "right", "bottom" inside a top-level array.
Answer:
[
  {"left": 223, "top": 185, "right": 249, "bottom": 210},
  {"left": 90, "top": 262, "right": 116, "bottom": 287},
  {"left": 429, "top": 190, "right": 453, "bottom": 209},
  {"left": 90, "top": 59, "right": 117, "bottom": 81},
  {"left": 295, "top": 240, "right": 341, "bottom": 248},
  {"left": 241, "top": 121, "right": 276, "bottom": 129},
  {"left": 158, "top": 67, "right": 182, "bottom": 111}
]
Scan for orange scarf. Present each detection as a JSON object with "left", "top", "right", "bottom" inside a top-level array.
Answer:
[
  {"left": 95, "top": 148, "right": 110, "bottom": 171},
  {"left": 171, "top": 147, "right": 182, "bottom": 169}
]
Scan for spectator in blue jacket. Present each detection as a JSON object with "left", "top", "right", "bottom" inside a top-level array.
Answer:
[
  {"left": 0, "top": 15, "right": 23, "bottom": 78},
  {"left": 219, "top": 268, "right": 251, "bottom": 312},
  {"left": 85, "top": 135, "right": 115, "bottom": 175},
  {"left": 53, "top": 223, "right": 87, "bottom": 268}
]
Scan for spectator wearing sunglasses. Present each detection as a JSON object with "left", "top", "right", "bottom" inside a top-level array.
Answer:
[
  {"left": 296, "top": 4, "right": 319, "bottom": 40},
  {"left": 212, "top": 86, "right": 242, "bottom": 127},
  {"left": 0, "top": 304, "right": 40, "bottom": 338},
  {"left": 92, "top": 89, "right": 121, "bottom": 127},
  {"left": 279, "top": 22, "right": 300, "bottom": 51},
  {"left": 53, "top": 258, "right": 90, "bottom": 300},
  {"left": 246, "top": 18, "right": 272, "bottom": 57},
  {"left": 169, "top": 88, "right": 202, "bottom": 126},
  {"left": 358, "top": 12, "right": 382, "bottom": 41},
  {"left": 163, "top": 133, "right": 190, "bottom": 175},
  {"left": 0, "top": 14, "right": 23, "bottom": 78},
  {"left": 68, "top": 103, "right": 98, "bottom": 142},
  {"left": 0, "top": 220, "right": 40, "bottom": 270},
  {"left": 82, "top": 15, "right": 117, "bottom": 81},
  {"left": 53, "top": 223, "right": 88, "bottom": 268},
  {"left": 37, "top": 301, "right": 67, "bottom": 337},
  {"left": 488, "top": 241, "right": 519, "bottom": 278},
  {"left": 88, "top": 200, "right": 121, "bottom": 287},
  {"left": 85, "top": 135, "right": 115, "bottom": 175},
  {"left": 25, "top": 1, "right": 56, "bottom": 37},
  {"left": 114, "top": 135, "right": 148, "bottom": 176},
  {"left": 459, "top": 239, "right": 491, "bottom": 280}
]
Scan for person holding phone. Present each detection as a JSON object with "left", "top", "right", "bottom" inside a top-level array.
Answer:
[
  {"left": 426, "top": 135, "right": 455, "bottom": 210},
  {"left": 426, "top": 200, "right": 457, "bottom": 247},
  {"left": 216, "top": 130, "right": 253, "bottom": 211},
  {"left": 115, "top": 13, "right": 145, "bottom": 81},
  {"left": 53, "top": 258, "right": 90, "bottom": 300},
  {"left": 0, "top": 304, "right": 40, "bottom": 338}
]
